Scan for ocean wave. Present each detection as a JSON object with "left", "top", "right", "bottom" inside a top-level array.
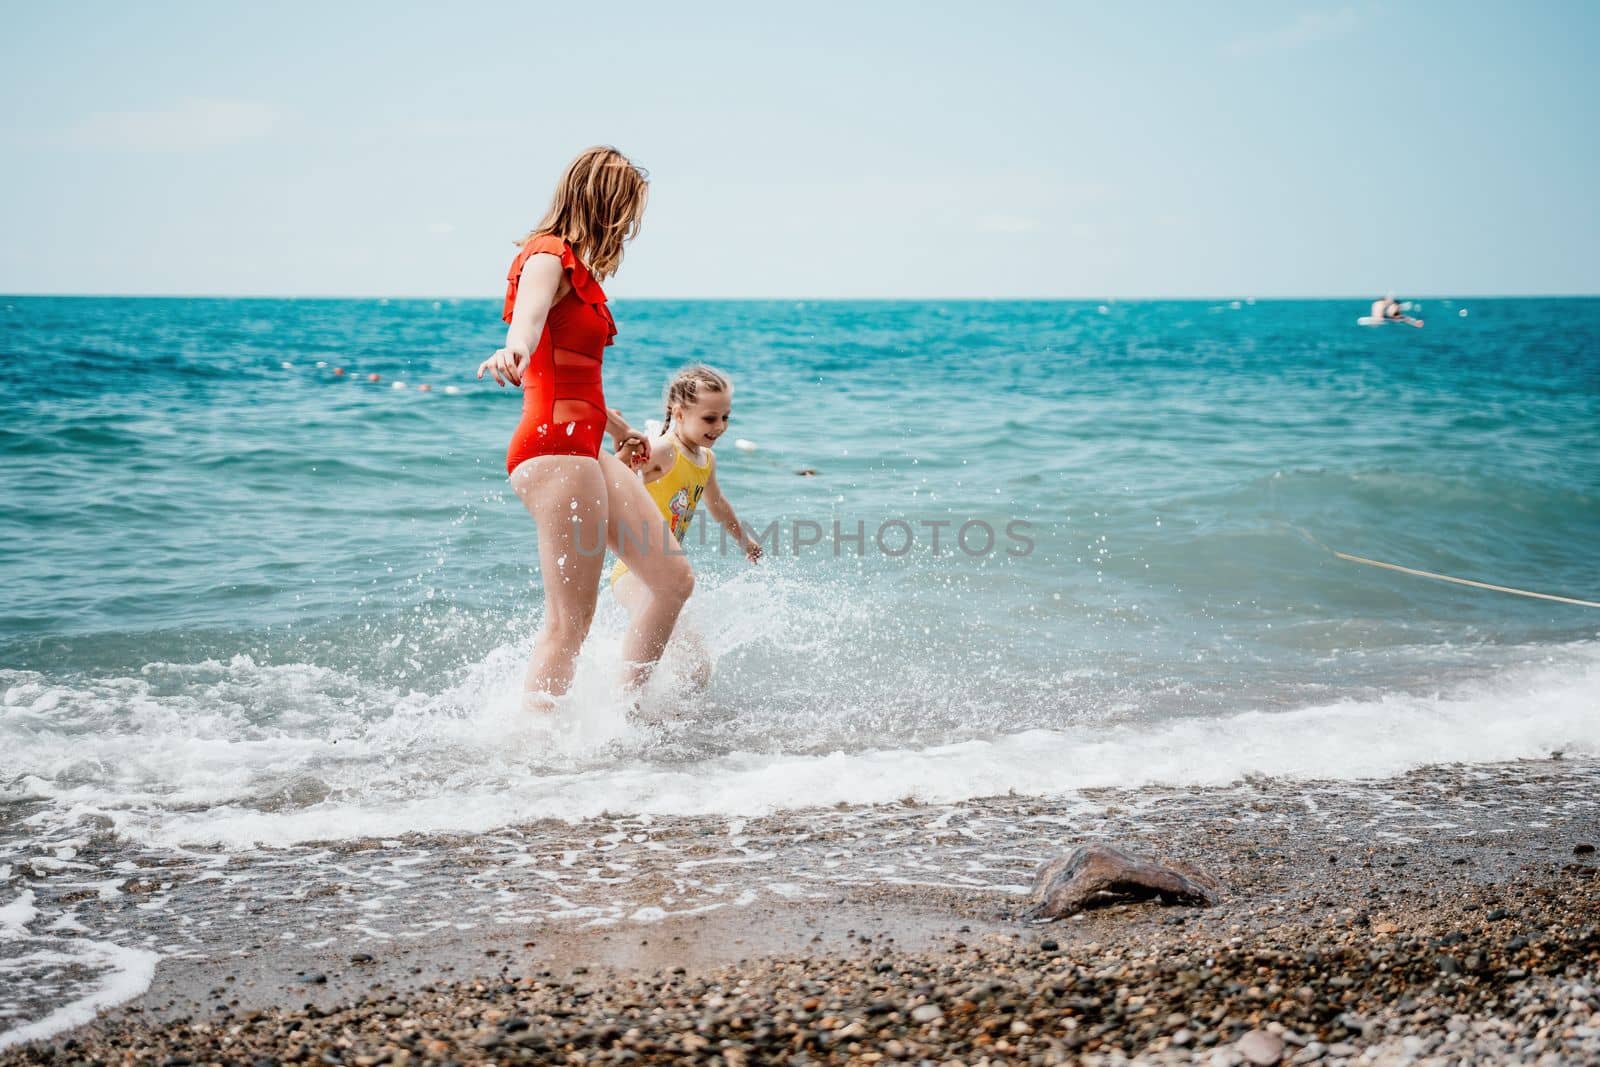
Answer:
[{"left": 4, "top": 636, "right": 1596, "bottom": 851}]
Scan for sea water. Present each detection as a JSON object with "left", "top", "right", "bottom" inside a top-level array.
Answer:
[{"left": 1, "top": 295, "right": 1597, "bottom": 1037}]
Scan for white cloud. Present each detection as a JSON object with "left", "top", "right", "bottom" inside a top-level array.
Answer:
[
  {"left": 1225, "top": 8, "right": 1360, "bottom": 58},
  {"left": 65, "top": 97, "right": 279, "bottom": 151}
]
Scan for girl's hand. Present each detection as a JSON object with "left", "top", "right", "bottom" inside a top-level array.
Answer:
[
  {"left": 612, "top": 425, "right": 651, "bottom": 466},
  {"left": 743, "top": 538, "right": 763, "bottom": 563},
  {"left": 476, "top": 348, "right": 527, "bottom": 387},
  {"left": 615, "top": 438, "right": 645, "bottom": 469}
]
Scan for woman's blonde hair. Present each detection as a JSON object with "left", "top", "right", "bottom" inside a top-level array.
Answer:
[
  {"left": 521, "top": 146, "right": 649, "bottom": 280},
  {"left": 663, "top": 365, "right": 732, "bottom": 429}
]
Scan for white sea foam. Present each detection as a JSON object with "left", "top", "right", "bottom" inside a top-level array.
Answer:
[
  {"left": 10, "top": 639, "right": 1584, "bottom": 850},
  {"left": 0, "top": 891, "right": 159, "bottom": 1050}
]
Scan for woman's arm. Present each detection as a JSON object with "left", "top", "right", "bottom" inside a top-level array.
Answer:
[
  {"left": 607, "top": 408, "right": 653, "bottom": 466},
  {"left": 703, "top": 466, "right": 761, "bottom": 561},
  {"left": 476, "top": 254, "right": 564, "bottom": 386}
]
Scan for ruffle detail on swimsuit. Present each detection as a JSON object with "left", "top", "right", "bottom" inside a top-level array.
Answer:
[{"left": 502, "top": 235, "right": 617, "bottom": 346}]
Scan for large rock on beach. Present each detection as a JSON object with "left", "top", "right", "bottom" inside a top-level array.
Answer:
[{"left": 1022, "top": 843, "right": 1220, "bottom": 920}]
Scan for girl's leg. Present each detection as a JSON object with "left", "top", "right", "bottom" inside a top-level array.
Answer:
[
  {"left": 615, "top": 570, "right": 712, "bottom": 690},
  {"left": 598, "top": 449, "right": 695, "bottom": 689},
  {"left": 509, "top": 456, "right": 609, "bottom": 708},
  {"left": 677, "top": 629, "right": 714, "bottom": 690}
]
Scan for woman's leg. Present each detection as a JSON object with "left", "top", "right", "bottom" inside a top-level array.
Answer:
[
  {"left": 598, "top": 450, "right": 696, "bottom": 689},
  {"left": 509, "top": 455, "right": 609, "bottom": 708}
]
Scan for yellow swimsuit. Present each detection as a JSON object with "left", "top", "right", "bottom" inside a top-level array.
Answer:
[{"left": 610, "top": 441, "right": 714, "bottom": 585}]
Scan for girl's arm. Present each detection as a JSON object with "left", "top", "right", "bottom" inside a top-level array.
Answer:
[
  {"left": 476, "top": 254, "right": 564, "bottom": 386},
  {"left": 638, "top": 436, "right": 674, "bottom": 483},
  {"left": 703, "top": 465, "right": 762, "bottom": 562}
]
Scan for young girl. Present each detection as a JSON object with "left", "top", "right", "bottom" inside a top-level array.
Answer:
[{"left": 612, "top": 365, "right": 762, "bottom": 687}]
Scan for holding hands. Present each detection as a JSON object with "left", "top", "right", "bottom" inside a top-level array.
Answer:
[{"left": 609, "top": 408, "right": 651, "bottom": 467}]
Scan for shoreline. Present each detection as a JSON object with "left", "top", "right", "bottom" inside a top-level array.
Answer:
[{"left": 3, "top": 756, "right": 1597, "bottom": 1063}]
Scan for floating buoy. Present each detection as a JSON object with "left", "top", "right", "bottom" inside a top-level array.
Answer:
[
  {"left": 391, "top": 381, "right": 407, "bottom": 390},
  {"left": 417, "top": 383, "right": 432, "bottom": 393},
  {"left": 280, "top": 361, "right": 294, "bottom": 370},
  {"left": 367, "top": 373, "right": 381, "bottom": 382},
  {"left": 733, "top": 438, "right": 758, "bottom": 452},
  {"left": 333, "top": 367, "right": 346, "bottom": 376},
  {"left": 443, "top": 385, "right": 460, "bottom": 395},
  {"left": 315, "top": 361, "right": 328, "bottom": 368},
  {"left": 1459, "top": 309, "right": 1469, "bottom": 317}
]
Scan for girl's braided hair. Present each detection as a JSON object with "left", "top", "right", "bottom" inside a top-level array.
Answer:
[{"left": 663, "top": 364, "right": 732, "bottom": 429}]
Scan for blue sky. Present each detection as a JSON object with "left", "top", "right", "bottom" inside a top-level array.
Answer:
[{"left": 2, "top": 1, "right": 1596, "bottom": 298}]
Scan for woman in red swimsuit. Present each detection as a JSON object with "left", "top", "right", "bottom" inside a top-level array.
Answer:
[{"left": 476, "top": 146, "right": 694, "bottom": 711}]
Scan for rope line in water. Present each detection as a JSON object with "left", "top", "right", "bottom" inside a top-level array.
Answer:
[{"left": 1288, "top": 526, "right": 1600, "bottom": 609}]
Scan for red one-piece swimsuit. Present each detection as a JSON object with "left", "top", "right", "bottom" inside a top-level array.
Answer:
[{"left": 501, "top": 234, "right": 617, "bottom": 474}]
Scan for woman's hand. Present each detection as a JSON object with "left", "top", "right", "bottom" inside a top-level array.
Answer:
[
  {"left": 476, "top": 348, "right": 528, "bottom": 387},
  {"left": 615, "top": 437, "right": 646, "bottom": 469},
  {"left": 613, "top": 429, "right": 651, "bottom": 467},
  {"left": 743, "top": 537, "right": 764, "bottom": 563},
  {"left": 608, "top": 408, "right": 651, "bottom": 465}
]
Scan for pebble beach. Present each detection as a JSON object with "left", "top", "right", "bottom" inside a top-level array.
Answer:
[{"left": 5, "top": 756, "right": 1596, "bottom": 1065}]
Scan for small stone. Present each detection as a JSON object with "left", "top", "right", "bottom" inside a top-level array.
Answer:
[
  {"left": 1040, "top": 939, "right": 1059, "bottom": 952},
  {"left": 1486, "top": 908, "right": 1510, "bottom": 921},
  {"left": 350, "top": 953, "right": 374, "bottom": 964},
  {"left": 1172, "top": 1028, "right": 1195, "bottom": 1047},
  {"left": 1327, "top": 1042, "right": 1358, "bottom": 1056},
  {"left": 1575, "top": 843, "right": 1596, "bottom": 855},
  {"left": 1236, "top": 1029, "right": 1285, "bottom": 1065},
  {"left": 1291, "top": 1042, "right": 1326, "bottom": 1063},
  {"left": 911, "top": 1004, "right": 944, "bottom": 1024}
]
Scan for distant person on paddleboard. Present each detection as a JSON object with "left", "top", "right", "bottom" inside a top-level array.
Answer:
[
  {"left": 476, "top": 147, "right": 695, "bottom": 713},
  {"left": 611, "top": 365, "right": 764, "bottom": 690}
]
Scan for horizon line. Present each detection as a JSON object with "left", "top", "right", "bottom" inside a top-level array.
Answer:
[{"left": 5, "top": 291, "right": 1600, "bottom": 303}]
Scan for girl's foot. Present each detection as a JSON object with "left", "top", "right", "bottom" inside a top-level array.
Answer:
[{"left": 521, "top": 690, "right": 559, "bottom": 715}]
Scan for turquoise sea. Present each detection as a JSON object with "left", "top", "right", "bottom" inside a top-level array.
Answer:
[
  {"left": 1, "top": 295, "right": 1597, "bottom": 1038},
  {"left": 4, "top": 295, "right": 1599, "bottom": 814}
]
